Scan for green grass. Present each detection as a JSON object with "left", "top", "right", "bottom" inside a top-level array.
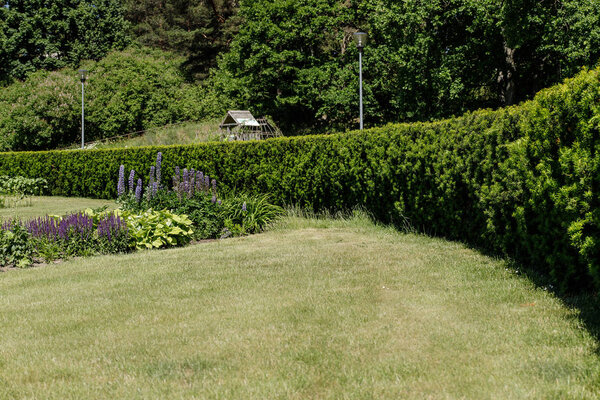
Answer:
[
  {"left": 0, "top": 196, "right": 115, "bottom": 220},
  {"left": 1, "top": 208, "right": 600, "bottom": 398},
  {"left": 94, "top": 120, "right": 221, "bottom": 149}
]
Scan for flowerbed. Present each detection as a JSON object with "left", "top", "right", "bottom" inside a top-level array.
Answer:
[{"left": 0, "top": 153, "right": 282, "bottom": 268}]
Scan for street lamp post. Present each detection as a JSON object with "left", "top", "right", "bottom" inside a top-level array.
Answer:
[
  {"left": 78, "top": 69, "right": 88, "bottom": 149},
  {"left": 353, "top": 32, "right": 367, "bottom": 130}
]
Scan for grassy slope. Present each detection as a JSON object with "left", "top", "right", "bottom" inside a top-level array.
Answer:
[
  {"left": 93, "top": 120, "right": 222, "bottom": 149},
  {"left": 0, "top": 196, "right": 115, "bottom": 220},
  {"left": 1, "top": 212, "right": 599, "bottom": 399}
]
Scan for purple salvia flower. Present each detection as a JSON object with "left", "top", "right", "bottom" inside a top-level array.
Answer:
[
  {"left": 135, "top": 179, "right": 143, "bottom": 203},
  {"left": 211, "top": 179, "right": 217, "bottom": 192},
  {"left": 152, "top": 181, "right": 158, "bottom": 196},
  {"left": 128, "top": 170, "right": 135, "bottom": 193},
  {"left": 117, "top": 165, "right": 125, "bottom": 197},
  {"left": 242, "top": 202, "right": 247, "bottom": 212},
  {"left": 211, "top": 195, "right": 216, "bottom": 204},
  {"left": 204, "top": 176, "right": 210, "bottom": 189},
  {"left": 217, "top": 199, "right": 221, "bottom": 206}
]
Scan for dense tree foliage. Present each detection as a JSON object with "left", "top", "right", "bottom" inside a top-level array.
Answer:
[
  {"left": 213, "top": 0, "right": 600, "bottom": 132},
  {"left": 0, "top": 48, "right": 213, "bottom": 151},
  {"left": 0, "top": 0, "right": 130, "bottom": 83},
  {"left": 1, "top": 0, "right": 599, "bottom": 142},
  {"left": 122, "top": 0, "right": 240, "bottom": 79}
]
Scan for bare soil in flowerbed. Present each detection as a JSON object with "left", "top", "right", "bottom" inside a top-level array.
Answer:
[{"left": 1, "top": 206, "right": 600, "bottom": 398}]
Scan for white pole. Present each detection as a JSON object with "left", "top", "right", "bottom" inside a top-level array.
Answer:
[
  {"left": 81, "top": 80, "right": 85, "bottom": 149},
  {"left": 359, "top": 49, "right": 363, "bottom": 130}
]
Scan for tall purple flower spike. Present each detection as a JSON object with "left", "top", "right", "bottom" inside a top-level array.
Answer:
[
  {"left": 155, "top": 152, "right": 162, "bottom": 185},
  {"left": 117, "top": 165, "right": 125, "bottom": 197},
  {"left": 128, "top": 170, "right": 136, "bottom": 193},
  {"left": 135, "top": 178, "right": 143, "bottom": 203}
]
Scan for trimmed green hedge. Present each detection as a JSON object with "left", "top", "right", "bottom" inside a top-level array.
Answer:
[{"left": 0, "top": 68, "right": 599, "bottom": 293}]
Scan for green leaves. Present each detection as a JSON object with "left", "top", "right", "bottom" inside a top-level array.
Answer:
[
  {"left": 0, "top": 0, "right": 130, "bottom": 82},
  {"left": 122, "top": 209, "right": 194, "bottom": 250},
  {"left": 0, "top": 47, "right": 212, "bottom": 151},
  {"left": 211, "top": 0, "right": 600, "bottom": 132},
  {"left": 0, "top": 223, "right": 33, "bottom": 268}
]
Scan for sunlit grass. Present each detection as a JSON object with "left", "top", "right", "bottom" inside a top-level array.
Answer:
[
  {"left": 1, "top": 211, "right": 599, "bottom": 398},
  {"left": 0, "top": 196, "right": 115, "bottom": 220}
]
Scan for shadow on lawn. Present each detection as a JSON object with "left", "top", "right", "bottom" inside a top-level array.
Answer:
[{"left": 504, "top": 259, "right": 600, "bottom": 353}]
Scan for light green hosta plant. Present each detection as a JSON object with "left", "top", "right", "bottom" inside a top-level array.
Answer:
[{"left": 122, "top": 209, "right": 193, "bottom": 250}]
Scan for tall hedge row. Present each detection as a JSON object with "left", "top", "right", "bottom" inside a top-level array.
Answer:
[{"left": 0, "top": 68, "right": 599, "bottom": 292}]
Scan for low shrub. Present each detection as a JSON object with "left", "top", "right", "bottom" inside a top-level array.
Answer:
[
  {"left": 0, "top": 223, "right": 33, "bottom": 268},
  {"left": 0, "top": 176, "right": 48, "bottom": 207}
]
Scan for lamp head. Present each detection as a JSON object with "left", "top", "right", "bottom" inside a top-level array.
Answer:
[
  {"left": 78, "top": 69, "right": 88, "bottom": 83},
  {"left": 353, "top": 32, "right": 367, "bottom": 49}
]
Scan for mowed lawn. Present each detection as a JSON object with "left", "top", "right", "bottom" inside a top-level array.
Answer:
[
  {"left": 0, "top": 196, "right": 115, "bottom": 220},
  {"left": 1, "top": 201, "right": 600, "bottom": 398}
]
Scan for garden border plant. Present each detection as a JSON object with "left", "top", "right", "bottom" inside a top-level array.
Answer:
[
  {"left": 0, "top": 152, "right": 283, "bottom": 268},
  {"left": 0, "top": 67, "right": 598, "bottom": 292}
]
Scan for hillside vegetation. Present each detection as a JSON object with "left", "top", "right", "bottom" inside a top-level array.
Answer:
[
  {"left": 0, "top": 48, "right": 218, "bottom": 151},
  {"left": 1, "top": 0, "right": 600, "bottom": 149}
]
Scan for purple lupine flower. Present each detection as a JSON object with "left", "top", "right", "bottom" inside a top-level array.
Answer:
[
  {"left": 204, "top": 176, "right": 210, "bottom": 189},
  {"left": 198, "top": 172, "right": 204, "bottom": 190},
  {"left": 148, "top": 166, "right": 156, "bottom": 200},
  {"left": 152, "top": 181, "right": 158, "bottom": 196},
  {"left": 217, "top": 199, "right": 222, "bottom": 206},
  {"left": 188, "top": 168, "right": 195, "bottom": 197},
  {"left": 173, "top": 166, "right": 181, "bottom": 190},
  {"left": 128, "top": 170, "right": 136, "bottom": 193},
  {"left": 155, "top": 152, "right": 162, "bottom": 185},
  {"left": 242, "top": 202, "right": 247, "bottom": 212},
  {"left": 182, "top": 168, "right": 189, "bottom": 197},
  {"left": 196, "top": 171, "right": 202, "bottom": 192},
  {"left": 211, "top": 195, "right": 216, "bottom": 204},
  {"left": 117, "top": 165, "right": 125, "bottom": 197},
  {"left": 135, "top": 179, "right": 143, "bottom": 203},
  {"left": 211, "top": 179, "right": 217, "bottom": 192}
]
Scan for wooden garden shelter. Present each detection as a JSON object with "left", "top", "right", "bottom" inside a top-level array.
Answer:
[{"left": 219, "top": 110, "right": 282, "bottom": 141}]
